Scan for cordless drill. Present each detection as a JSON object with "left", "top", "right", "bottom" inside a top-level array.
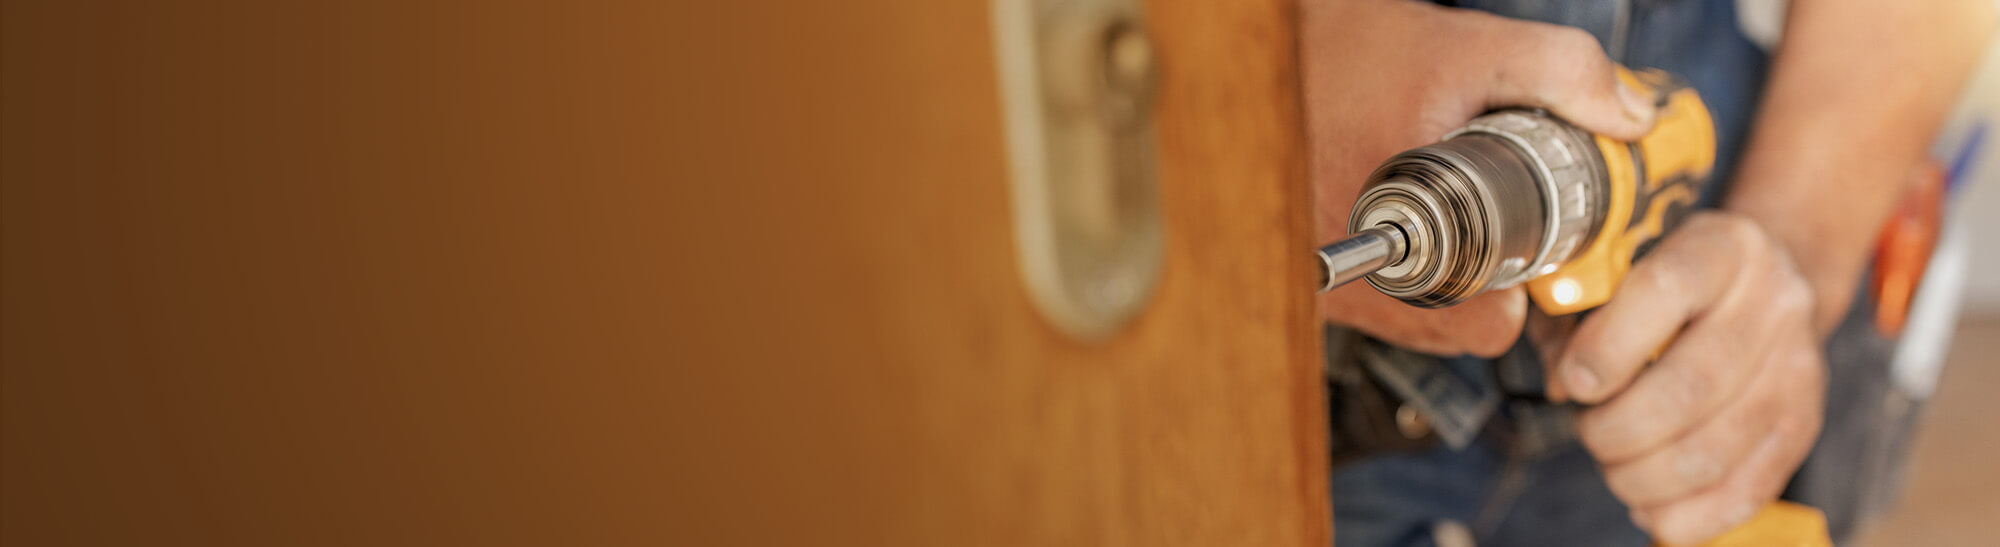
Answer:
[
  {"left": 1316, "top": 68, "right": 1711, "bottom": 312},
  {"left": 1314, "top": 68, "right": 1831, "bottom": 547}
]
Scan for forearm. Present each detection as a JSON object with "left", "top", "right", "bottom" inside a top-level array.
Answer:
[{"left": 1723, "top": 0, "right": 1996, "bottom": 334}]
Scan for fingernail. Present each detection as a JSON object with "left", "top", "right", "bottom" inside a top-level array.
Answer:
[
  {"left": 1564, "top": 363, "right": 1600, "bottom": 396},
  {"left": 1618, "top": 84, "right": 1655, "bottom": 122}
]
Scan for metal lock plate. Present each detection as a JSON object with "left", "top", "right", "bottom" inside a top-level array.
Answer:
[{"left": 990, "top": 0, "right": 1163, "bottom": 341}]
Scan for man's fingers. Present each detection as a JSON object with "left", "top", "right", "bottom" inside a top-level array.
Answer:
[
  {"left": 1638, "top": 344, "right": 1824, "bottom": 546},
  {"left": 1558, "top": 214, "right": 1751, "bottom": 403},
  {"left": 1596, "top": 327, "right": 1793, "bottom": 505},
  {"left": 1577, "top": 272, "right": 1805, "bottom": 462},
  {"left": 1472, "top": 17, "right": 1658, "bottom": 141},
  {"left": 1635, "top": 432, "right": 1788, "bottom": 547}
]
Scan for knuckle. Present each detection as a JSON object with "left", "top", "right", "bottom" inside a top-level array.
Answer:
[
  {"left": 1672, "top": 360, "right": 1717, "bottom": 410},
  {"left": 1554, "top": 44, "right": 1604, "bottom": 92},
  {"left": 1771, "top": 275, "right": 1815, "bottom": 319},
  {"left": 1607, "top": 444, "right": 1721, "bottom": 507},
  {"left": 1627, "top": 253, "right": 1687, "bottom": 300},
  {"left": 1509, "top": 25, "right": 1604, "bottom": 100},
  {"left": 1537, "top": 26, "right": 1603, "bottom": 63},
  {"left": 1707, "top": 212, "right": 1770, "bottom": 257},
  {"left": 1672, "top": 442, "right": 1726, "bottom": 487}
]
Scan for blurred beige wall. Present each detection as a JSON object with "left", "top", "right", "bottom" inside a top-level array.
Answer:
[{"left": 1948, "top": 37, "right": 2000, "bottom": 315}]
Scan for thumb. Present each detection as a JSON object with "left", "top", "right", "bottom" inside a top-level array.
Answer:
[{"left": 1476, "top": 22, "right": 1659, "bottom": 141}]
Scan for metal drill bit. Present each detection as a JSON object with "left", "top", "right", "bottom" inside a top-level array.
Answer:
[{"left": 1316, "top": 224, "right": 1408, "bottom": 293}]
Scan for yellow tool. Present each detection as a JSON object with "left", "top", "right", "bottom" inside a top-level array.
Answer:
[
  {"left": 1314, "top": 68, "right": 1712, "bottom": 309},
  {"left": 1314, "top": 68, "right": 1830, "bottom": 547}
]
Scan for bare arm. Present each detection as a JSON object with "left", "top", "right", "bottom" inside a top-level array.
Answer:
[{"left": 1725, "top": 0, "right": 1997, "bottom": 334}]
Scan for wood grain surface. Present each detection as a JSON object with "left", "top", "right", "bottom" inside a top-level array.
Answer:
[{"left": 0, "top": 0, "right": 1326, "bottom": 545}]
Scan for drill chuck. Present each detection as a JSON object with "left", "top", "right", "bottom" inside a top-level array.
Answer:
[{"left": 1317, "top": 109, "right": 1610, "bottom": 307}]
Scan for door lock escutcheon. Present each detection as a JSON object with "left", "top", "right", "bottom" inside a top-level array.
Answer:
[{"left": 991, "top": 0, "right": 1163, "bottom": 341}]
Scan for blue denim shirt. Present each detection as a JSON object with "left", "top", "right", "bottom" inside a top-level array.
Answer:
[{"left": 1329, "top": 0, "right": 1916, "bottom": 545}]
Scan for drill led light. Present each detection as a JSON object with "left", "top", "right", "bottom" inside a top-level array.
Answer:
[{"left": 1550, "top": 278, "right": 1581, "bottom": 306}]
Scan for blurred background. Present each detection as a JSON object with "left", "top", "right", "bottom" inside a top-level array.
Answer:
[{"left": 1854, "top": 32, "right": 2000, "bottom": 547}]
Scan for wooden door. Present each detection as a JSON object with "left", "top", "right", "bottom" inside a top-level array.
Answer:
[{"left": 0, "top": 0, "right": 1326, "bottom": 545}]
